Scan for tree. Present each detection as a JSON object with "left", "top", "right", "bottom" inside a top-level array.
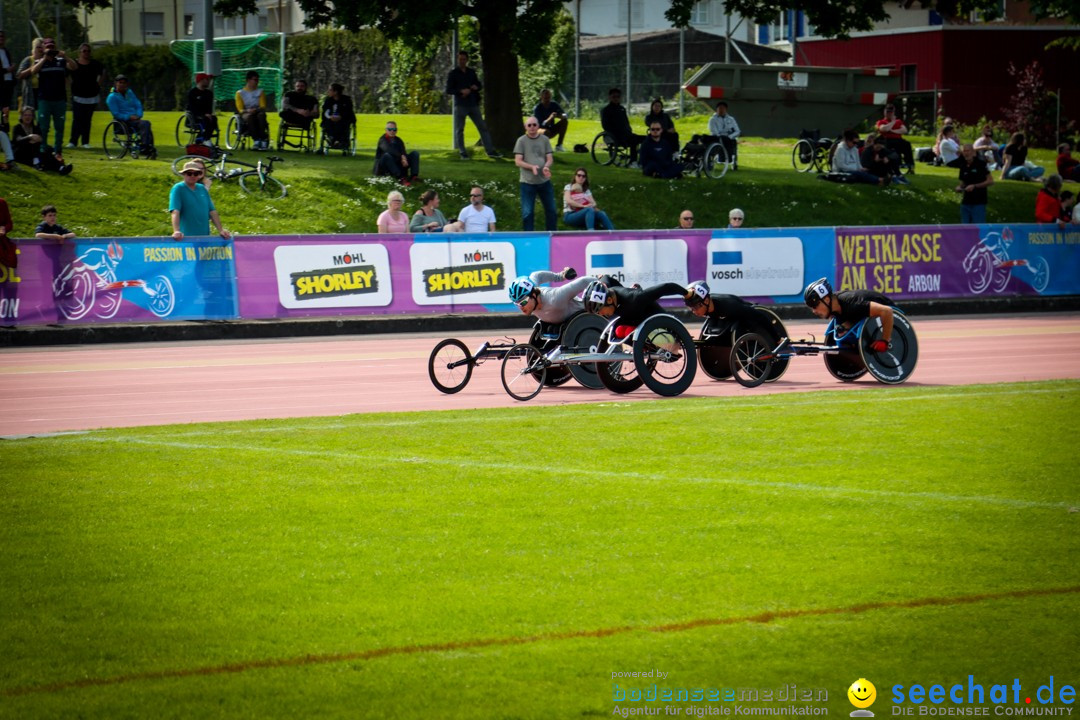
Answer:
[{"left": 264, "top": 0, "right": 567, "bottom": 151}]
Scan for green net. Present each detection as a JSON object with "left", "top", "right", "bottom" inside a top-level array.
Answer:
[{"left": 170, "top": 33, "right": 285, "bottom": 109}]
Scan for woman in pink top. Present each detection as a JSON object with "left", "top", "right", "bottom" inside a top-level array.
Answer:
[{"left": 377, "top": 190, "right": 410, "bottom": 233}]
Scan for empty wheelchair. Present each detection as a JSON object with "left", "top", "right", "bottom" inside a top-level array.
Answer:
[
  {"left": 591, "top": 131, "right": 633, "bottom": 168},
  {"left": 680, "top": 137, "right": 730, "bottom": 179},
  {"left": 175, "top": 112, "right": 220, "bottom": 147},
  {"left": 792, "top": 129, "right": 838, "bottom": 173}
]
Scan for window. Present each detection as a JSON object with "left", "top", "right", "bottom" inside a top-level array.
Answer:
[
  {"left": 257, "top": 13, "right": 268, "bottom": 32},
  {"left": 184, "top": 14, "right": 194, "bottom": 36},
  {"left": 142, "top": 12, "right": 165, "bottom": 37},
  {"left": 690, "top": 0, "right": 712, "bottom": 26},
  {"left": 770, "top": 12, "right": 787, "bottom": 43},
  {"left": 901, "top": 64, "right": 917, "bottom": 91},
  {"left": 615, "top": 0, "right": 644, "bottom": 28}
]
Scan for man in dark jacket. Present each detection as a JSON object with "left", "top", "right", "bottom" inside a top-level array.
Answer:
[
  {"left": 600, "top": 88, "right": 644, "bottom": 167},
  {"left": 373, "top": 120, "right": 420, "bottom": 186}
]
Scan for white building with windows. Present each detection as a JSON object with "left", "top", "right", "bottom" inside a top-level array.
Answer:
[{"left": 84, "top": 0, "right": 305, "bottom": 45}]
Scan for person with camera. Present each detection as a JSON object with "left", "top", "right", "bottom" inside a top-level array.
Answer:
[{"left": 23, "top": 37, "right": 68, "bottom": 154}]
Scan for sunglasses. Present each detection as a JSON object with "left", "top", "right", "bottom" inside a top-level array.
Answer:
[
  {"left": 182, "top": 171, "right": 203, "bottom": 177},
  {"left": 575, "top": 172, "right": 587, "bottom": 177},
  {"left": 385, "top": 127, "right": 397, "bottom": 132},
  {"left": 730, "top": 217, "right": 744, "bottom": 221},
  {"left": 526, "top": 123, "right": 538, "bottom": 127},
  {"left": 516, "top": 296, "right": 532, "bottom": 308},
  {"left": 681, "top": 216, "right": 694, "bottom": 221}
]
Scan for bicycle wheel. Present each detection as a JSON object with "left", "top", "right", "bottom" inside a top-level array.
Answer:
[
  {"left": 792, "top": 139, "right": 816, "bottom": 172},
  {"left": 239, "top": 172, "right": 287, "bottom": 198},
  {"left": 729, "top": 333, "right": 773, "bottom": 388},
  {"left": 428, "top": 338, "right": 473, "bottom": 394},
  {"left": 501, "top": 343, "right": 546, "bottom": 401},
  {"left": 103, "top": 121, "right": 128, "bottom": 160},
  {"left": 591, "top": 132, "right": 618, "bottom": 166},
  {"left": 704, "top": 142, "right": 729, "bottom": 179},
  {"left": 634, "top": 316, "right": 697, "bottom": 396}
]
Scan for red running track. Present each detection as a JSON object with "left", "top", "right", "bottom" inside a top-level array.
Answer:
[{"left": 1, "top": 313, "right": 1078, "bottom": 435}]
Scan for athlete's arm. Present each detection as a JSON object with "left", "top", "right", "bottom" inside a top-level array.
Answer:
[{"left": 868, "top": 302, "right": 894, "bottom": 342}]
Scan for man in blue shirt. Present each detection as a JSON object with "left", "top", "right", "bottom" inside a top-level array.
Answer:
[
  {"left": 105, "top": 74, "right": 156, "bottom": 158},
  {"left": 169, "top": 160, "right": 231, "bottom": 240}
]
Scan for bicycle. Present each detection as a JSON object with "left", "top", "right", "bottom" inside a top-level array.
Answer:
[{"left": 170, "top": 152, "right": 287, "bottom": 198}]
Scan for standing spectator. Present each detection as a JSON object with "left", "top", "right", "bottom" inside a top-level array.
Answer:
[
  {"left": 169, "top": 161, "right": 230, "bottom": 240},
  {"left": 66, "top": 44, "right": 103, "bottom": 149},
  {"left": 0, "top": 196, "right": 14, "bottom": 270},
  {"left": 0, "top": 30, "right": 16, "bottom": 130},
  {"left": 678, "top": 210, "right": 695, "bottom": 229},
  {"left": 458, "top": 187, "right": 496, "bottom": 232},
  {"left": 644, "top": 98, "right": 679, "bottom": 153},
  {"left": 861, "top": 133, "right": 905, "bottom": 185},
  {"left": 640, "top": 121, "right": 683, "bottom": 179},
  {"left": 377, "top": 190, "right": 410, "bottom": 234},
  {"left": 320, "top": 83, "right": 355, "bottom": 150},
  {"left": 11, "top": 105, "right": 71, "bottom": 173},
  {"left": 373, "top": 120, "right": 420, "bottom": 186},
  {"left": 937, "top": 125, "right": 961, "bottom": 168},
  {"left": 1000, "top": 132, "right": 1044, "bottom": 182},
  {"left": 410, "top": 190, "right": 464, "bottom": 233},
  {"left": 707, "top": 101, "right": 740, "bottom": 169},
  {"left": 875, "top": 104, "right": 914, "bottom": 174},
  {"left": 1035, "top": 175, "right": 1066, "bottom": 228},
  {"left": 186, "top": 73, "right": 218, "bottom": 145},
  {"left": 279, "top": 79, "right": 318, "bottom": 130},
  {"left": 832, "top": 129, "right": 885, "bottom": 185},
  {"left": 34, "top": 205, "right": 76, "bottom": 241},
  {"left": 1055, "top": 143, "right": 1080, "bottom": 183},
  {"left": 728, "top": 208, "right": 745, "bottom": 228},
  {"left": 533, "top": 88, "right": 568, "bottom": 152},
  {"left": 562, "top": 167, "right": 614, "bottom": 231},
  {"left": 513, "top": 116, "right": 556, "bottom": 231},
  {"left": 600, "top": 88, "right": 644, "bottom": 168},
  {"left": 26, "top": 37, "right": 68, "bottom": 153},
  {"left": 445, "top": 51, "right": 500, "bottom": 159},
  {"left": 955, "top": 143, "right": 994, "bottom": 224},
  {"left": 235, "top": 70, "right": 269, "bottom": 150},
  {"left": 106, "top": 75, "right": 156, "bottom": 158},
  {"left": 974, "top": 125, "right": 1003, "bottom": 168},
  {"left": 16, "top": 38, "right": 43, "bottom": 110}
]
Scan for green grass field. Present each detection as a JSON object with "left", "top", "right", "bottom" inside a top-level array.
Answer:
[
  {"left": 1, "top": 110, "right": 1060, "bottom": 237},
  {"left": 2, "top": 380, "right": 1078, "bottom": 718}
]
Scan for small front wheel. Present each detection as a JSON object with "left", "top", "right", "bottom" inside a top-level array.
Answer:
[
  {"left": 239, "top": 172, "right": 287, "bottom": 198},
  {"left": 501, "top": 343, "right": 546, "bottom": 401},
  {"left": 729, "top": 333, "right": 773, "bottom": 388},
  {"left": 428, "top": 338, "right": 473, "bottom": 394}
]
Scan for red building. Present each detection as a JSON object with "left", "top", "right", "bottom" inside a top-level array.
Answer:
[{"left": 796, "top": 26, "right": 1080, "bottom": 126}]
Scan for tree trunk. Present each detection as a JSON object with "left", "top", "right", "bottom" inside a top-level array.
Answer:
[{"left": 476, "top": 7, "right": 522, "bottom": 152}]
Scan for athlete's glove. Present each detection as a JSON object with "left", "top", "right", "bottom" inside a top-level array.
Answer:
[
  {"left": 869, "top": 339, "right": 890, "bottom": 353},
  {"left": 562, "top": 267, "right": 578, "bottom": 280}
]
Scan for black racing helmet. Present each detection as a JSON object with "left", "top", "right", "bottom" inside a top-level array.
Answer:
[
  {"left": 804, "top": 277, "right": 833, "bottom": 309},
  {"left": 582, "top": 280, "right": 610, "bottom": 314},
  {"left": 685, "top": 280, "right": 710, "bottom": 308}
]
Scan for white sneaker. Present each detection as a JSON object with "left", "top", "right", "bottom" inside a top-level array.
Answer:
[
  {"left": 81, "top": 143, "right": 92, "bottom": 149},
  {"left": 555, "top": 144, "right": 565, "bottom": 152},
  {"left": 65, "top": 142, "right": 76, "bottom": 148}
]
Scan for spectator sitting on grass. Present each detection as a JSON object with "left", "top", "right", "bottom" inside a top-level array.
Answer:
[
  {"left": 410, "top": 190, "right": 464, "bottom": 233},
  {"left": 832, "top": 130, "right": 885, "bottom": 186},
  {"left": 377, "top": 190, "right": 410, "bottom": 234},
  {"left": 861, "top": 132, "right": 905, "bottom": 185},
  {"left": 1056, "top": 143, "right": 1080, "bottom": 183},
  {"left": 644, "top": 98, "right": 679, "bottom": 153},
  {"left": 1000, "top": 132, "right": 1044, "bottom": 182},
  {"left": 562, "top": 167, "right": 614, "bottom": 231},
  {"left": 34, "top": 204, "right": 75, "bottom": 241},
  {"left": 373, "top": 120, "right": 420, "bottom": 186},
  {"left": 11, "top": 105, "right": 71, "bottom": 174},
  {"left": 459, "top": 187, "right": 496, "bottom": 233},
  {"left": 640, "top": 121, "right": 683, "bottom": 179},
  {"left": 1035, "top": 174, "right": 1066, "bottom": 229}
]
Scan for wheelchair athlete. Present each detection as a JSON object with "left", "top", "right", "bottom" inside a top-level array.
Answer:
[
  {"left": 508, "top": 267, "right": 591, "bottom": 336},
  {"left": 683, "top": 280, "right": 762, "bottom": 325},
  {"left": 804, "top": 277, "right": 895, "bottom": 352},
  {"left": 582, "top": 276, "right": 687, "bottom": 337}
]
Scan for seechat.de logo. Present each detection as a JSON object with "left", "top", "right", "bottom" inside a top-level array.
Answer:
[{"left": 850, "top": 679, "right": 878, "bottom": 718}]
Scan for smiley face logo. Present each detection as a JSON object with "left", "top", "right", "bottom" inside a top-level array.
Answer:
[{"left": 848, "top": 679, "right": 877, "bottom": 709}]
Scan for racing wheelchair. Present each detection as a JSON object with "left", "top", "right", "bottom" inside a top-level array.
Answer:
[
  {"left": 694, "top": 305, "right": 790, "bottom": 384},
  {"left": 428, "top": 312, "right": 608, "bottom": 394},
  {"left": 728, "top": 310, "right": 919, "bottom": 388},
  {"left": 500, "top": 313, "right": 697, "bottom": 401}
]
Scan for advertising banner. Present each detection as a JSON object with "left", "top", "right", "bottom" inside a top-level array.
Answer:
[
  {"left": 705, "top": 227, "right": 835, "bottom": 303},
  {"left": 834, "top": 224, "right": 1079, "bottom": 299},
  {"left": 0, "top": 238, "right": 236, "bottom": 325}
]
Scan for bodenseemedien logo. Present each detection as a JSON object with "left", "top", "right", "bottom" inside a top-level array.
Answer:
[{"left": 850, "top": 678, "right": 878, "bottom": 717}]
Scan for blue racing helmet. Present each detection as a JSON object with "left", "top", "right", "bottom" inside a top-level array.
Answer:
[
  {"left": 582, "top": 280, "right": 610, "bottom": 314},
  {"left": 508, "top": 276, "right": 536, "bottom": 305}
]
